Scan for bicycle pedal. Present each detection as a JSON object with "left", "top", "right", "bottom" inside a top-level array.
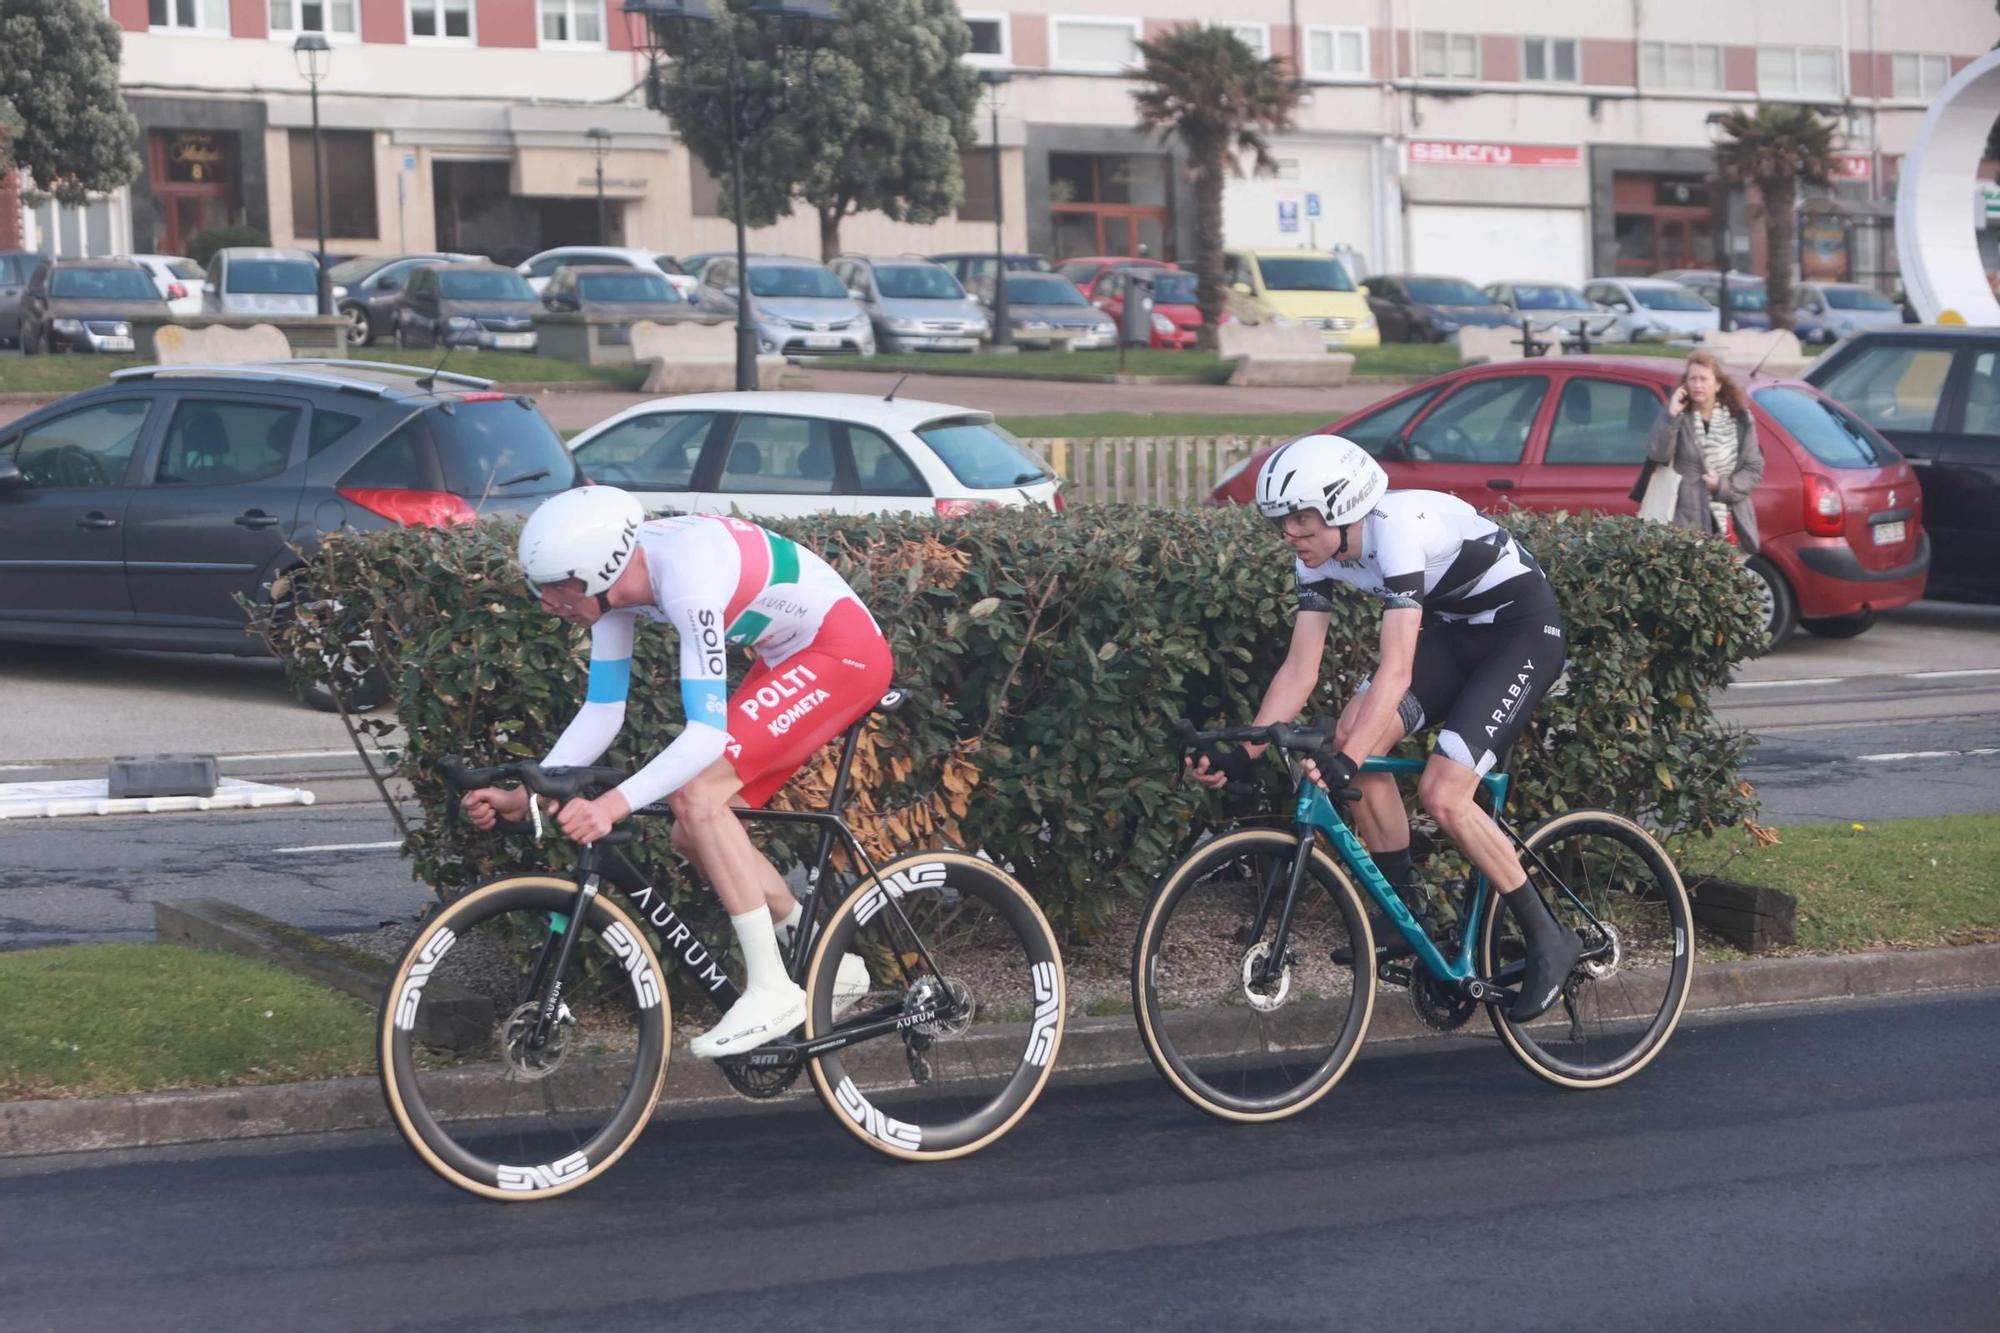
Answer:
[{"left": 1379, "top": 963, "right": 1414, "bottom": 988}]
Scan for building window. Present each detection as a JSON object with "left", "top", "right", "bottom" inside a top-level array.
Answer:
[
  {"left": 962, "top": 12, "right": 1009, "bottom": 66},
  {"left": 1418, "top": 32, "right": 1479, "bottom": 81},
  {"left": 1050, "top": 17, "right": 1141, "bottom": 71},
  {"left": 1758, "top": 45, "right": 1841, "bottom": 98},
  {"left": 1892, "top": 52, "right": 1950, "bottom": 99},
  {"left": 957, "top": 149, "right": 997, "bottom": 223},
  {"left": 269, "top": 0, "right": 357, "bottom": 36},
  {"left": 409, "top": 0, "right": 472, "bottom": 41},
  {"left": 1639, "top": 41, "right": 1722, "bottom": 92},
  {"left": 1522, "top": 36, "right": 1577, "bottom": 84},
  {"left": 1305, "top": 26, "right": 1368, "bottom": 79},
  {"left": 149, "top": 0, "right": 227, "bottom": 32},
  {"left": 689, "top": 156, "right": 725, "bottom": 219},
  {"left": 288, "top": 130, "right": 379, "bottom": 240},
  {"left": 1209, "top": 22, "right": 1269, "bottom": 59},
  {"left": 539, "top": 0, "right": 602, "bottom": 46}
]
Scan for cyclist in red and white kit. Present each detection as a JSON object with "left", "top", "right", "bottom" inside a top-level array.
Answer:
[{"left": 460, "top": 486, "right": 893, "bottom": 1056}]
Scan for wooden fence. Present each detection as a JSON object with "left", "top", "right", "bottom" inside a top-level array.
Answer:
[{"left": 1028, "top": 435, "right": 1292, "bottom": 508}]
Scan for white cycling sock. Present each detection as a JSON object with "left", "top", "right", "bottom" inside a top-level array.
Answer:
[
  {"left": 731, "top": 906, "right": 791, "bottom": 994},
  {"left": 773, "top": 900, "right": 805, "bottom": 950}
]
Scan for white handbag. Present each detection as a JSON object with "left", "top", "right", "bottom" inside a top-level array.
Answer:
[{"left": 1637, "top": 461, "right": 1679, "bottom": 523}]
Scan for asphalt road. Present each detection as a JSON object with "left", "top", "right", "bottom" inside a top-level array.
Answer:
[{"left": 0, "top": 990, "right": 1993, "bottom": 1332}]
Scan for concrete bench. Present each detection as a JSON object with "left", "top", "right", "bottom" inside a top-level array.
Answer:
[
  {"left": 151, "top": 322, "right": 293, "bottom": 365},
  {"left": 1456, "top": 323, "right": 1563, "bottom": 365},
  {"left": 630, "top": 318, "right": 783, "bottom": 393},
  {"left": 1218, "top": 321, "right": 1356, "bottom": 388},
  {"left": 1702, "top": 328, "right": 1811, "bottom": 377}
]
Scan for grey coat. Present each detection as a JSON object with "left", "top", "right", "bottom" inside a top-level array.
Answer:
[{"left": 1644, "top": 406, "right": 1764, "bottom": 553}]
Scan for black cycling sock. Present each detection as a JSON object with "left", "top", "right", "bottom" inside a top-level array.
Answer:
[{"left": 1374, "top": 847, "right": 1414, "bottom": 905}]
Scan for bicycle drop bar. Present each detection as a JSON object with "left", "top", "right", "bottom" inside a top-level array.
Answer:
[
  {"left": 435, "top": 755, "right": 641, "bottom": 843},
  {"left": 1171, "top": 718, "right": 1334, "bottom": 754}
]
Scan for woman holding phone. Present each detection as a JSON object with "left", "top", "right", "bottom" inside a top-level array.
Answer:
[{"left": 1641, "top": 350, "right": 1764, "bottom": 550}]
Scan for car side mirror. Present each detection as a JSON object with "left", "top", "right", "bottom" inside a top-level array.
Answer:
[
  {"left": 848, "top": 286, "right": 867, "bottom": 300},
  {"left": 1231, "top": 281, "right": 1252, "bottom": 295},
  {"left": 0, "top": 459, "right": 21, "bottom": 493},
  {"left": 1613, "top": 302, "right": 1631, "bottom": 313},
  {"left": 723, "top": 285, "right": 740, "bottom": 300},
  {"left": 379, "top": 277, "right": 402, "bottom": 292}
]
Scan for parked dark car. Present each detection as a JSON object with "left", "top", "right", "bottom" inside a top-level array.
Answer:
[
  {"left": 19, "top": 258, "right": 169, "bottom": 354},
  {"left": 1805, "top": 327, "right": 1999, "bottom": 601},
  {"left": 1365, "top": 274, "right": 1516, "bottom": 343},
  {"left": 1, "top": 250, "right": 38, "bottom": 347},
  {"left": 929, "top": 251, "right": 1053, "bottom": 288},
  {"left": 1207, "top": 357, "right": 1929, "bottom": 646},
  {"left": 541, "top": 265, "right": 704, "bottom": 343},
  {"left": 393, "top": 263, "right": 540, "bottom": 351},
  {"left": 328, "top": 252, "right": 478, "bottom": 348},
  {"left": 0, "top": 360, "right": 581, "bottom": 706}
]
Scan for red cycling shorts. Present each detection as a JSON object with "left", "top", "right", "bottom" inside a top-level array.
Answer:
[{"left": 722, "top": 598, "right": 894, "bottom": 808}]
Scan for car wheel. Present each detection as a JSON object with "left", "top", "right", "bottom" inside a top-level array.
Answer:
[
  {"left": 1743, "top": 554, "right": 1798, "bottom": 651},
  {"left": 1801, "top": 610, "right": 1877, "bottom": 639},
  {"left": 343, "top": 304, "right": 372, "bottom": 348}
]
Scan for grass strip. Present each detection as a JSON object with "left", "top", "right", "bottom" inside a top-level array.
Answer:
[
  {"left": 1684, "top": 811, "right": 2000, "bottom": 953},
  {"left": 0, "top": 349, "right": 647, "bottom": 395},
  {"left": 0, "top": 942, "right": 376, "bottom": 1101}
]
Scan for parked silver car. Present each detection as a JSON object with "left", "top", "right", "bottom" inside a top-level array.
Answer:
[
  {"left": 698, "top": 255, "right": 875, "bottom": 357},
  {"left": 971, "top": 271, "right": 1116, "bottom": 350},
  {"left": 202, "top": 247, "right": 321, "bottom": 316},
  {"left": 1482, "top": 280, "right": 1626, "bottom": 346},
  {"left": 1581, "top": 277, "right": 1720, "bottom": 342},
  {"left": 830, "top": 255, "right": 989, "bottom": 353},
  {"left": 1791, "top": 282, "right": 1906, "bottom": 345}
]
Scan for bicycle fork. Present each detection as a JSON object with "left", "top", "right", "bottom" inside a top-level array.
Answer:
[
  {"left": 1246, "top": 833, "right": 1318, "bottom": 991},
  {"left": 521, "top": 845, "right": 606, "bottom": 1049}
]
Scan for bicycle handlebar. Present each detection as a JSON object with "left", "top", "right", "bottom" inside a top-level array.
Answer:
[
  {"left": 435, "top": 755, "right": 639, "bottom": 844},
  {"left": 1172, "top": 718, "right": 1333, "bottom": 755}
]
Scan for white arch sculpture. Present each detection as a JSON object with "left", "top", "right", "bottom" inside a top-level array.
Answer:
[{"left": 1897, "top": 48, "right": 2000, "bottom": 325}]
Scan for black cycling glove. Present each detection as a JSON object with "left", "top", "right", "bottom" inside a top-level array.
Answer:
[
  {"left": 1310, "top": 746, "right": 1361, "bottom": 791},
  {"left": 1195, "top": 745, "right": 1257, "bottom": 787}
]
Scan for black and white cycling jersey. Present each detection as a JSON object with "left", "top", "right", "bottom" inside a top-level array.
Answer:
[{"left": 1294, "top": 490, "right": 1554, "bottom": 625}]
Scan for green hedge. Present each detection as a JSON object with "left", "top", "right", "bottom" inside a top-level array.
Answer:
[{"left": 255, "top": 506, "right": 1764, "bottom": 940}]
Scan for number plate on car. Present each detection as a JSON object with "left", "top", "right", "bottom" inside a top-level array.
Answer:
[
  {"left": 101, "top": 336, "right": 135, "bottom": 352},
  {"left": 492, "top": 333, "right": 534, "bottom": 349},
  {"left": 1872, "top": 520, "right": 1905, "bottom": 546}
]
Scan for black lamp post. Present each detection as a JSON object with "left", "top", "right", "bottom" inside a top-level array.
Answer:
[
  {"left": 586, "top": 127, "right": 613, "bottom": 243},
  {"left": 978, "top": 68, "right": 1012, "bottom": 350},
  {"left": 1705, "top": 110, "right": 1735, "bottom": 333},
  {"left": 293, "top": 33, "right": 332, "bottom": 317},
  {"left": 624, "top": 0, "right": 839, "bottom": 391}
]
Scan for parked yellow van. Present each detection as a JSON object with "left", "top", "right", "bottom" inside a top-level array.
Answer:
[{"left": 1223, "top": 248, "right": 1380, "bottom": 349}]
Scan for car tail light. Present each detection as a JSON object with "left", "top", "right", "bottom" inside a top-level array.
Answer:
[
  {"left": 935, "top": 498, "right": 1001, "bottom": 517},
  {"left": 1801, "top": 473, "right": 1845, "bottom": 538},
  {"left": 339, "top": 487, "right": 477, "bottom": 527},
  {"left": 454, "top": 392, "right": 509, "bottom": 403},
  {"left": 167, "top": 282, "right": 187, "bottom": 300}
]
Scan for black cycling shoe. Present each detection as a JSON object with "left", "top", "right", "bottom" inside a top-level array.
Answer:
[{"left": 1504, "top": 885, "right": 1585, "bottom": 1023}]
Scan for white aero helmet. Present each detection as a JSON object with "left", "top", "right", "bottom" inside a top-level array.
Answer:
[
  {"left": 1254, "top": 434, "right": 1386, "bottom": 528},
  {"left": 518, "top": 485, "right": 645, "bottom": 596}
]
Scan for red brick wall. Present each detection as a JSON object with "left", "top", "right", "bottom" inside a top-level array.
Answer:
[
  {"left": 1723, "top": 45, "right": 1758, "bottom": 93},
  {"left": 108, "top": 0, "right": 147, "bottom": 33},
  {"left": 360, "top": 0, "right": 405, "bottom": 44},
  {"left": 1582, "top": 39, "right": 1635, "bottom": 88},
  {"left": 1010, "top": 13, "right": 1046, "bottom": 69},
  {"left": 607, "top": 0, "right": 632, "bottom": 52},
  {"left": 477, "top": 0, "right": 536, "bottom": 48},
  {"left": 0, "top": 154, "right": 20, "bottom": 252},
  {"left": 1480, "top": 33, "right": 1519, "bottom": 83},
  {"left": 230, "top": 0, "right": 267, "bottom": 39}
]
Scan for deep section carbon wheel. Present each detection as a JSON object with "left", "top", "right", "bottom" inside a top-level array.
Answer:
[
  {"left": 1131, "top": 829, "right": 1376, "bottom": 1122},
  {"left": 804, "top": 851, "right": 1064, "bottom": 1161},
  {"left": 379, "top": 877, "right": 670, "bottom": 1200}
]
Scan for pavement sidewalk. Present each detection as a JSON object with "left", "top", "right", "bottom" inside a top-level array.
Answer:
[{"left": 5, "top": 942, "right": 1995, "bottom": 1158}]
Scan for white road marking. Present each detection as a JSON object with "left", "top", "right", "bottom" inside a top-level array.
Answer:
[
  {"left": 273, "top": 840, "right": 403, "bottom": 854},
  {"left": 1856, "top": 748, "right": 2000, "bottom": 763},
  {"left": 1731, "top": 677, "right": 1846, "bottom": 690},
  {"left": 1907, "top": 668, "right": 2000, "bottom": 681}
]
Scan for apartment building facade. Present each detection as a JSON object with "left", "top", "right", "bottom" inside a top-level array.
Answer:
[{"left": 11, "top": 0, "right": 1992, "bottom": 289}]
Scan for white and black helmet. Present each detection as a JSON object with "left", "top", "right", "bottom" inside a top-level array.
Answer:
[
  {"left": 1254, "top": 434, "right": 1386, "bottom": 528},
  {"left": 518, "top": 485, "right": 644, "bottom": 595}
]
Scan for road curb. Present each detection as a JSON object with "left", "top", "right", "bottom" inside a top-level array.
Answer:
[{"left": 5, "top": 942, "right": 1996, "bottom": 1158}]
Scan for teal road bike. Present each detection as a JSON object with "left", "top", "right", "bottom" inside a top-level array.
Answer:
[{"left": 1131, "top": 721, "right": 1694, "bottom": 1122}]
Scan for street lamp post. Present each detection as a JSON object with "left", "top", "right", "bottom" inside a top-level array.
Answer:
[
  {"left": 586, "top": 127, "right": 613, "bottom": 244},
  {"left": 624, "top": 0, "right": 838, "bottom": 392},
  {"left": 293, "top": 33, "right": 332, "bottom": 318},
  {"left": 1705, "top": 111, "right": 1735, "bottom": 334},
  {"left": 978, "top": 69, "right": 1012, "bottom": 350}
]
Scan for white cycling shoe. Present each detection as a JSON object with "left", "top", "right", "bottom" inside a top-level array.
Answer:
[
  {"left": 832, "top": 953, "right": 871, "bottom": 1019},
  {"left": 688, "top": 982, "right": 806, "bottom": 1058}
]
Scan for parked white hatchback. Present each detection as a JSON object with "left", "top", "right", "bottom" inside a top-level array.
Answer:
[
  {"left": 125, "top": 253, "right": 208, "bottom": 316},
  {"left": 567, "top": 391, "right": 1065, "bottom": 519}
]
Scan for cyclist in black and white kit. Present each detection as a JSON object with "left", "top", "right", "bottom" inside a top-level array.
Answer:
[{"left": 1188, "top": 435, "right": 1583, "bottom": 1021}]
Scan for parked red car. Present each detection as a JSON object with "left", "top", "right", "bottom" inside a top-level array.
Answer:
[
  {"left": 1207, "top": 357, "right": 1930, "bottom": 644},
  {"left": 1056, "top": 257, "right": 1225, "bottom": 350}
]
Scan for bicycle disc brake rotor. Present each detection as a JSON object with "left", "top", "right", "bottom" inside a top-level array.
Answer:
[
  {"left": 912, "top": 975, "right": 975, "bottom": 1038},
  {"left": 1580, "top": 922, "right": 1624, "bottom": 982},
  {"left": 1240, "top": 941, "right": 1292, "bottom": 1013},
  {"left": 500, "top": 1001, "right": 573, "bottom": 1080}
]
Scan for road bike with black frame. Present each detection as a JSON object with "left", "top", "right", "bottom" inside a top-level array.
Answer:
[
  {"left": 379, "top": 691, "right": 1066, "bottom": 1200},
  {"left": 1130, "top": 719, "right": 1693, "bottom": 1123}
]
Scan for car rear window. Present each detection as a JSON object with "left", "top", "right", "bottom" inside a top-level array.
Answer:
[
  {"left": 875, "top": 266, "right": 965, "bottom": 300},
  {"left": 1634, "top": 286, "right": 1710, "bottom": 312},
  {"left": 914, "top": 419, "right": 1051, "bottom": 490},
  {"left": 432, "top": 399, "right": 579, "bottom": 497},
  {"left": 579, "top": 272, "right": 677, "bottom": 303},
  {"left": 439, "top": 270, "right": 535, "bottom": 301},
  {"left": 1754, "top": 387, "right": 1892, "bottom": 469},
  {"left": 51, "top": 267, "right": 159, "bottom": 300},
  {"left": 227, "top": 260, "right": 318, "bottom": 295},
  {"left": 1824, "top": 287, "right": 1897, "bottom": 311}
]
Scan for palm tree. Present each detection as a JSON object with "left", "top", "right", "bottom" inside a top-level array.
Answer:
[
  {"left": 1714, "top": 103, "right": 1838, "bottom": 331},
  {"left": 1132, "top": 25, "right": 1300, "bottom": 353}
]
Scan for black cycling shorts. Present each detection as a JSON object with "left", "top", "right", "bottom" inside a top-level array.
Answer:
[{"left": 1358, "top": 610, "right": 1568, "bottom": 777}]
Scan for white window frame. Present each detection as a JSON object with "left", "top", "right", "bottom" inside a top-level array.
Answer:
[
  {"left": 268, "top": 0, "right": 361, "bottom": 43},
  {"left": 1891, "top": 52, "right": 1950, "bottom": 100},
  {"left": 537, "top": 0, "right": 605, "bottom": 50},
  {"left": 1208, "top": 21, "right": 1271, "bottom": 60},
  {"left": 1304, "top": 25, "right": 1369, "bottom": 80},
  {"left": 1758, "top": 44, "right": 1842, "bottom": 99},
  {"left": 1417, "top": 31, "right": 1480, "bottom": 82},
  {"left": 1638, "top": 41, "right": 1723, "bottom": 92},
  {"left": 1520, "top": 35, "right": 1578, "bottom": 85},
  {"left": 961, "top": 11, "right": 1011, "bottom": 69},
  {"left": 408, "top": 0, "right": 476, "bottom": 45},
  {"left": 1048, "top": 15, "right": 1143, "bottom": 73},
  {"left": 147, "top": 0, "right": 228, "bottom": 36}
]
